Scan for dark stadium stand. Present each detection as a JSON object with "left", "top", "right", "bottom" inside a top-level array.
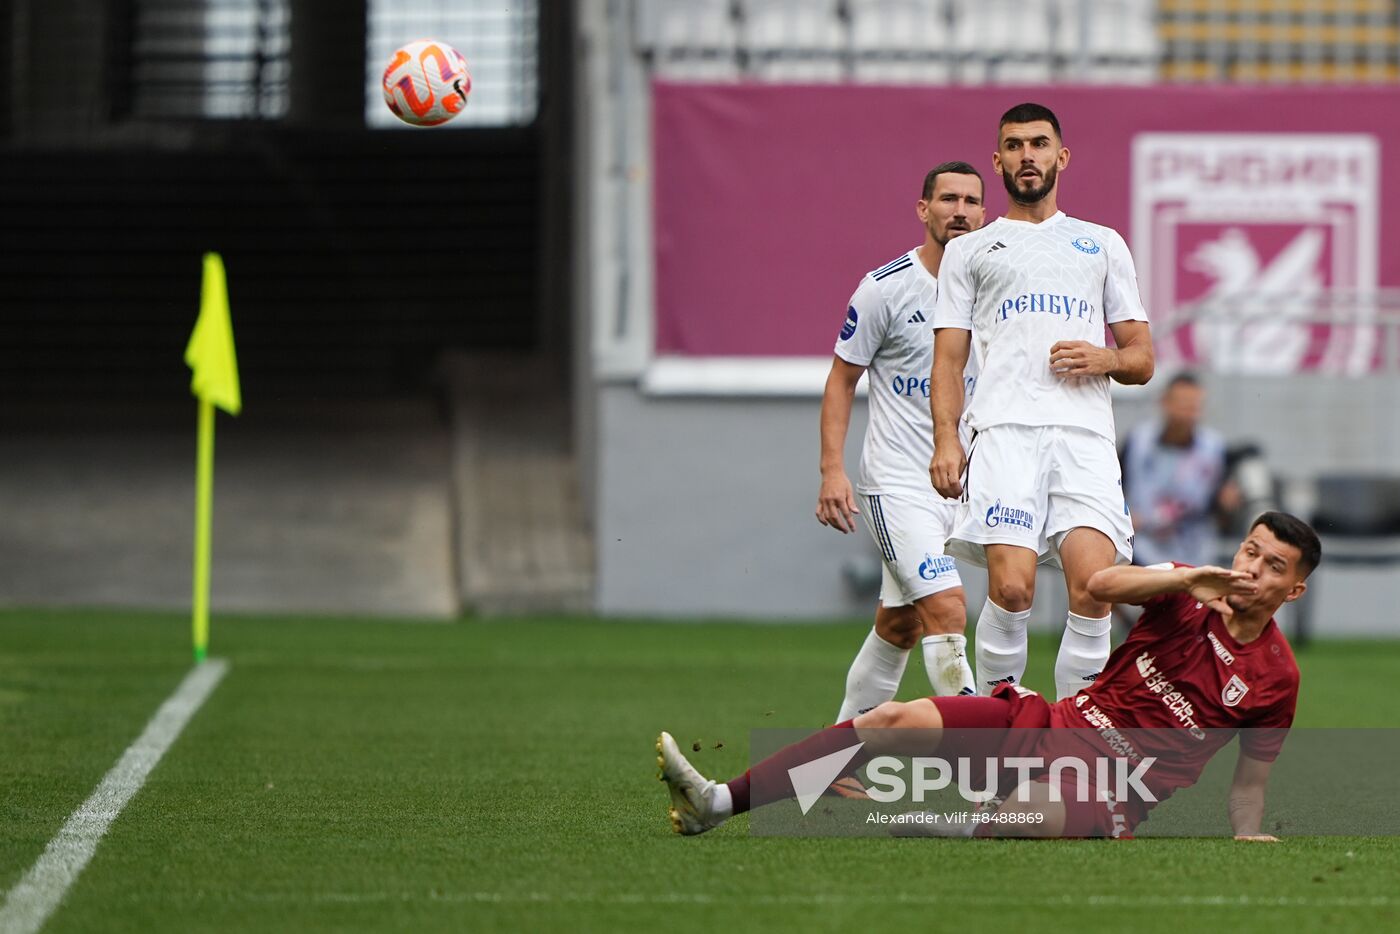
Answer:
[
  {"left": 0, "top": 129, "right": 540, "bottom": 404},
  {"left": 1, "top": 0, "right": 569, "bottom": 410}
]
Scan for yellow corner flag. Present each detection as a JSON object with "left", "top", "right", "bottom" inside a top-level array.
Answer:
[
  {"left": 185, "top": 252, "right": 242, "bottom": 415},
  {"left": 186, "top": 252, "right": 241, "bottom": 662}
]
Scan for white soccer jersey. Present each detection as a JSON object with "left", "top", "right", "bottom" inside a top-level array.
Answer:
[
  {"left": 932, "top": 212, "right": 1148, "bottom": 441},
  {"left": 835, "top": 249, "right": 976, "bottom": 496}
]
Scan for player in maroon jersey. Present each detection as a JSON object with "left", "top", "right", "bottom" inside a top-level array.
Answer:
[{"left": 658, "top": 511, "right": 1319, "bottom": 840}]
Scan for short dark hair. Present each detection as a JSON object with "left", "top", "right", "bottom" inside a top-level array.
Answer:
[
  {"left": 922, "top": 161, "right": 984, "bottom": 200},
  {"left": 1165, "top": 371, "right": 1202, "bottom": 392},
  {"left": 1250, "top": 511, "right": 1322, "bottom": 579},
  {"left": 999, "top": 102, "right": 1062, "bottom": 140}
]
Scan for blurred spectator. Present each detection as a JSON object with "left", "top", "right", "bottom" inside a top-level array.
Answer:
[{"left": 1121, "top": 373, "right": 1242, "bottom": 567}]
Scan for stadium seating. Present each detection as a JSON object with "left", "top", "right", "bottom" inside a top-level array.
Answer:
[
  {"left": 1052, "top": 0, "right": 1159, "bottom": 83},
  {"left": 1158, "top": 0, "right": 1400, "bottom": 83},
  {"left": 848, "top": 0, "right": 953, "bottom": 83},
  {"left": 1311, "top": 473, "right": 1400, "bottom": 542},
  {"left": 738, "top": 0, "right": 848, "bottom": 81},
  {"left": 633, "top": 0, "right": 1400, "bottom": 86},
  {"left": 635, "top": 0, "right": 743, "bottom": 80},
  {"left": 949, "top": 0, "right": 1055, "bottom": 83}
]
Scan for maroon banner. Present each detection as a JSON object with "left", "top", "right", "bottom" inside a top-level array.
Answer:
[{"left": 653, "top": 82, "right": 1398, "bottom": 371}]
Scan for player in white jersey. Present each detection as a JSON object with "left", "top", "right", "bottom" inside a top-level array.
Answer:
[
  {"left": 817, "top": 163, "right": 986, "bottom": 720},
  {"left": 930, "top": 103, "right": 1155, "bottom": 702}
]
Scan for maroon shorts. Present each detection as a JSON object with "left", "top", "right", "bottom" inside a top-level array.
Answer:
[
  {"left": 1036, "top": 772, "right": 1136, "bottom": 839},
  {"left": 931, "top": 686, "right": 1138, "bottom": 839},
  {"left": 930, "top": 683, "right": 1053, "bottom": 730}
]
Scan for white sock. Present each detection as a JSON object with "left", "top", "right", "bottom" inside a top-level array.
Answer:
[
  {"left": 974, "top": 599, "right": 1031, "bottom": 696},
  {"left": 1055, "top": 612, "right": 1112, "bottom": 701},
  {"left": 837, "top": 628, "right": 910, "bottom": 722},
  {"left": 921, "top": 633, "right": 975, "bottom": 696},
  {"left": 711, "top": 782, "right": 733, "bottom": 820}
]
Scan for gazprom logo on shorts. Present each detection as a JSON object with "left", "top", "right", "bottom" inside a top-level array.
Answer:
[
  {"left": 996, "top": 293, "right": 1096, "bottom": 323},
  {"left": 985, "top": 500, "right": 1035, "bottom": 531},
  {"left": 839, "top": 306, "right": 859, "bottom": 340},
  {"left": 919, "top": 553, "right": 956, "bottom": 581}
]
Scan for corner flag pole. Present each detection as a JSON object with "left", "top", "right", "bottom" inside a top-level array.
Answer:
[
  {"left": 185, "top": 252, "right": 241, "bottom": 663},
  {"left": 192, "top": 399, "right": 215, "bottom": 662}
]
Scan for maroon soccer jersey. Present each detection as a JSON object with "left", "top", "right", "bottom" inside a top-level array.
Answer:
[{"left": 1048, "top": 564, "right": 1300, "bottom": 813}]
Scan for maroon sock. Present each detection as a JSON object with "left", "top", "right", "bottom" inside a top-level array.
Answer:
[{"left": 724, "top": 720, "right": 870, "bottom": 815}]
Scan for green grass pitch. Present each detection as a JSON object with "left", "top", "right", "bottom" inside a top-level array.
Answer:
[{"left": 2, "top": 608, "right": 1397, "bottom": 933}]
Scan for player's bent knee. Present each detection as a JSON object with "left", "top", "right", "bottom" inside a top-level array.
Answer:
[
  {"left": 853, "top": 700, "right": 903, "bottom": 730},
  {"left": 858, "top": 698, "right": 943, "bottom": 729},
  {"left": 854, "top": 698, "right": 943, "bottom": 754},
  {"left": 990, "top": 579, "right": 1035, "bottom": 612}
]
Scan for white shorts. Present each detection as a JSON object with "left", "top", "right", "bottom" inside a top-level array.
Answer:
[
  {"left": 946, "top": 424, "right": 1134, "bottom": 569},
  {"left": 856, "top": 491, "right": 964, "bottom": 607}
]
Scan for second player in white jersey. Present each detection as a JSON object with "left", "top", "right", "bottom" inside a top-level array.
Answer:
[
  {"left": 841, "top": 250, "right": 977, "bottom": 494},
  {"left": 818, "top": 163, "right": 987, "bottom": 724}
]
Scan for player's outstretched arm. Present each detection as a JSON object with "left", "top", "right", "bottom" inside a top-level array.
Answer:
[
  {"left": 817, "top": 356, "right": 866, "bottom": 533},
  {"left": 1087, "top": 563, "right": 1258, "bottom": 609},
  {"left": 1228, "top": 752, "right": 1279, "bottom": 841},
  {"left": 929, "top": 327, "right": 971, "bottom": 498}
]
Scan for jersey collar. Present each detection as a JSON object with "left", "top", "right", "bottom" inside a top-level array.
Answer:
[
  {"left": 994, "top": 210, "right": 1066, "bottom": 229},
  {"left": 909, "top": 246, "right": 938, "bottom": 288},
  {"left": 1210, "top": 612, "right": 1277, "bottom": 654}
]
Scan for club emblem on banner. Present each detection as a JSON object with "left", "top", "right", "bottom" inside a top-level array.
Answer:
[{"left": 1131, "top": 133, "right": 1379, "bottom": 375}]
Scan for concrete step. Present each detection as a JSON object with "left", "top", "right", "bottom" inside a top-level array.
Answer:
[
  {"left": 0, "top": 399, "right": 457, "bottom": 618},
  {"left": 446, "top": 352, "right": 594, "bottom": 615}
]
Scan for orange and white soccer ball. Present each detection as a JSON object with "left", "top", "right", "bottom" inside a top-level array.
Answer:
[{"left": 381, "top": 39, "right": 472, "bottom": 127}]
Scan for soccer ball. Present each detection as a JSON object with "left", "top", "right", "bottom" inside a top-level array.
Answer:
[{"left": 381, "top": 39, "right": 472, "bottom": 127}]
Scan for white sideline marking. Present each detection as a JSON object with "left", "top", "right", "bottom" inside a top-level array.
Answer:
[{"left": 0, "top": 659, "right": 229, "bottom": 934}]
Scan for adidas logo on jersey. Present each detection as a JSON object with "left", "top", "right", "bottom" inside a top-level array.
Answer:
[
  {"left": 986, "top": 241, "right": 1008, "bottom": 253},
  {"left": 907, "top": 310, "right": 926, "bottom": 324}
]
